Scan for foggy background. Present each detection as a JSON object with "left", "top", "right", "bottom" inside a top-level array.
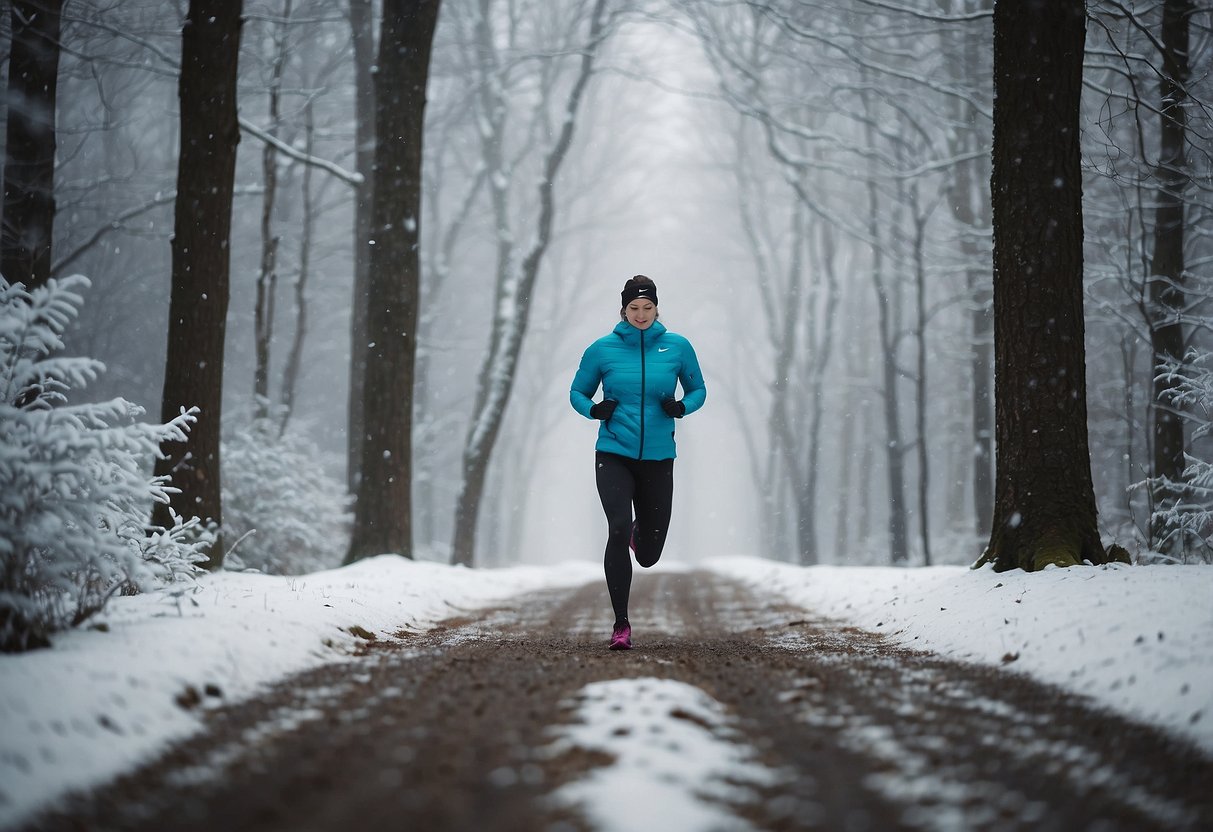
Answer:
[{"left": 12, "top": 0, "right": 1212, "bottom": 569}]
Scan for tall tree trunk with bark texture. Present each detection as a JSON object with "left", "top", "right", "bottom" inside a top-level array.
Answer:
[
  {"left": 979, "top": 0, "right": 1124, "bottom": 572},
  {"left": 2, "top": 0, "right": 63, "bottom": 291},
  {"left": 346, "top": 0, "right": 441, "bottom": 564},
  {"left": 152, "top": 0, "right": 244, "bottom": 568}
]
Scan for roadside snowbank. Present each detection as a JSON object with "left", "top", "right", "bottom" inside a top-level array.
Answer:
[
  {"left": 0, "top": 556, "right": 598, "bottom": 829},
  {"left": 4, "top": 555, "right": 1209, "bottom": 830},
  {"left": 706, "top": 558, "right": 1213, "bottom": 755}
]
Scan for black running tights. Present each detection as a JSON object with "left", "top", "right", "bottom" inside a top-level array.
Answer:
[{"left": 595, "top": 451, "right": 674, "bottom": 625}]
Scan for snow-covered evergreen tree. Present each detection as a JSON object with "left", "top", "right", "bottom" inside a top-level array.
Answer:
[
  {"left": 1148, "top": 350, "right": 1213, "bottom": 563},
  {"left": 0, "top": 275, "right": 210, "bottom": 652},
  {"left": 221, "top": 416, "right": 349, "bottom": 575}
]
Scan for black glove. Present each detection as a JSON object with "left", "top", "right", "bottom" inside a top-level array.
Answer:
[
  {"left": 662, "top": 399, "right": 686, "bottom": 418},
  {"left": 590, "top": 399, "right": 618, "bottom": 420}
]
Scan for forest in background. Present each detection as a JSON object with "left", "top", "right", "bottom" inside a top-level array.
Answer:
[{"left": 2, "top": 0, "right": 1211, "bottom": 625}]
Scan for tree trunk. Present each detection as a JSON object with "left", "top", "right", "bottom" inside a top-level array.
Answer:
[
  {"left": 254, "top": 1, "right": 291, "bottom": 420},
  {"left": 947, "top": 112, "right": 994, "bottom": 540},
  {"left": 969, "top": 226, "right": 995, "bottom": 538},
  {"left": 781, "top": 203, "right": 810, "bottom": 563},
  {"left": 877, "top": 293, "right": 910, "bottom": 565},
  {"left": 345, "top": 0, "right": 441, "bottom": 564},
  {"left": 346, "top": 0, "right": 376, "bottom": 493},
  {"left": 765, "top": 241, "right": 799, "bottom": 563},
  {"left": 732, "top": 116, "right": 796, "bottom": 562},
  {"left": 1120, "top": 336, "right": 1140, "bottom": 530},
  {"left": 152, "top": 0, "right": 244, "bottom": 568},
  {"left": 2, "top": 0, "right": 63, "bottom": 291},
  {"left": 449, "top": 0, "right": 609, "bottom": 567},
  {"left": 859, "top": 402, "right": 877, "bottom": 552},
  {"left": 859, "top": 79, "right": 909, "bottom": 565},
  {"left": 979, "top": 0, "right": 1123, "bottom": 572},
  {"left": 943, "top": 0, "right": 994, "bottom": 544},
  {"left": 864, "top": 186, "right": 908, "bottom": 564},
  {"left": 413, "top": 161, "right": 488, "bottom": 551},
  {"left": 1147, "top": 0, "right": 1192, "bottom": 548},
  {"left": 279, "top": 99, "right": 314, "bottom": 437},
  {"left": 834, "top": 360, "right": 857, "bottom": 560},
  {"left": 911, "top": 186, "right": 932, "bottom": 566},
  {"left": 799, "top": 220, "right": 841, "bottom": 565}
]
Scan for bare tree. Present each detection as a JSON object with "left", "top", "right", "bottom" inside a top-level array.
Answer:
[
  {"left": 253, "top": 0, "right": 294, "bottom": 419},
  {"left": 449, "top": 0, "right": 611, "bottom": 567},
  {"left": 2, "top": 0, "right": 64, "bottom": 290},
  {"left": 685, "top": 0, "right": 985, "bottom": 564},
  {"left": 1079, "top": 0, "right": 1211, "bottom": 549},
  {"left": 152, "top": 0, "right": 245, "bottom": 568},
  {"left": 279, "top": 98, "right": 315, "bottom": 436},
  {"left": 346, "top": 0, "right": 441, "bottom": 564},
  {"left": 44, "top": 0, "right": 357, "bottom": 419},
  {"left": 1147, "top": 0, "right": 1193, "bottom": 545},
  {"left": 409, "top": 19, "right": 496, "bottom": 550},
  {"left": 864, "top": 143, "right": 911, "bottom": 565},
  {"left": 979, "top": 0, "right": 1125, "bottom": 572},
  {"left": 726, "top": 106, "right": 815, "bottom": 562},
  {"left": 906, "top": 178, "right": 945, "bottom": 566},
  {"left": 346, "top": 0, "right": 376, "bottom": 492},
  {"left": 938, "top": 0, "right": 995, "bottom": 540}
]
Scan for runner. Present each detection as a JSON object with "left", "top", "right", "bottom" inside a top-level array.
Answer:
[{"left": 569, "top": 275, "right": 707, "bottom": 650}]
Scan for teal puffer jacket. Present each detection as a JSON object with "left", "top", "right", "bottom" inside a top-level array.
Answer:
[{"left": 570, "top": 319, "right": 706, "bottom": 460}]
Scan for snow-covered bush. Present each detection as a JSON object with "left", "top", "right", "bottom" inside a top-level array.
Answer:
[
  {"left": 221, "top": 416, "right": 349, "bottom": 575},
  {"left": 0, "top": 275, "right": 210, "bottom": 652},
  {"left": 1147, "top": 350, "right": 1213, "bottom": 563}
]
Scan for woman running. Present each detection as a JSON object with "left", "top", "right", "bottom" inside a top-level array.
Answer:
[{"left": 569, "top": 275, "right": 707, "bottom": 650}]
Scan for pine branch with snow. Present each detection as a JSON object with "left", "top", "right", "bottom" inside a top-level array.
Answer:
[
  {"left": 0, "top": 275, "right": 209, "bottom": 652},
  {"left": 1146, "top": 351, "right": 1213, "bottom": 563}
]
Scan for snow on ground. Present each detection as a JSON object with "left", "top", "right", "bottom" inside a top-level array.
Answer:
[
  {"left": 706, "top": 557, "right": 1213, "bottom": 756},
  {"left": 546, "top": 677, "right": 777, "bottom": 832},
  {"left": 0, "top": 555, "right": 598, "bottom": 830},
  {"left": 3, "top": 554, "right": 1211, "bottom": 830}
]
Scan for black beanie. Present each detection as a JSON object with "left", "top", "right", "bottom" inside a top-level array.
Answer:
[{"left": 621, "top": 275, "right": 658, "bottom": 309}]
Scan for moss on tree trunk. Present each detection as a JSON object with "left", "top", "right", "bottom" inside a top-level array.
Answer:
[{"left": 977, "top": 516, "right": 1129, "bottom": 572}]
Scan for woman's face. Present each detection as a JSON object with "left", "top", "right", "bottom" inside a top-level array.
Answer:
[{"left": 624, "top": 299, "right": 657, "bottom": 330}]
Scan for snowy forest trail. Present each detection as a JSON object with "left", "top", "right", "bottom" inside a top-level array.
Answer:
[{"left": 18, "top": 571, "right": 1213, "bottom": 832}]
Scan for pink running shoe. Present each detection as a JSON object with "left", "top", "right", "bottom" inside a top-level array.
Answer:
[
  {"left": 609, "top": 623, "right": 632, "bottom": 650},
  {"left": 629, "top": 520, "right": 638, "bottom": 556}
]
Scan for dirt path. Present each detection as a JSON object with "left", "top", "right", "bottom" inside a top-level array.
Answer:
[{"left": 19, "top": 571, "right": 1213, "bottom": 832}]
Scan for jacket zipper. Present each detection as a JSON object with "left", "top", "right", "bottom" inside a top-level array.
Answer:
[{"left": 638, "top": 328, "right": 646, "bottom": 459}]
